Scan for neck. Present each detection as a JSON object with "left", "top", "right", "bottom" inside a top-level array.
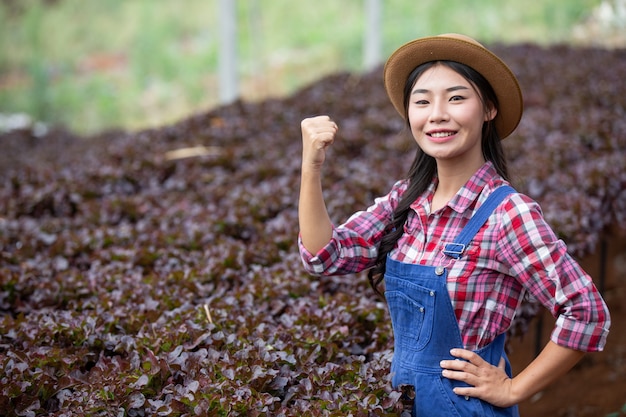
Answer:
[{"left": 431, "top": 156, "right": 485, "bottom": 211}]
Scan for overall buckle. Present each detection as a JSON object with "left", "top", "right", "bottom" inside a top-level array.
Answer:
[{"left": 442, "top": 242, "right": 466, "bottom": 259}]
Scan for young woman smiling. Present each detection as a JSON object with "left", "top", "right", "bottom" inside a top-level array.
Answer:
[{"left": 297, "top": 33, "right": 610, "bottom": 416}]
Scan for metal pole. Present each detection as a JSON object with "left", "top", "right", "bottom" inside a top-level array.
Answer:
[
  {"left": 218, "top": 0, "right": 238, "bottom": 104},
  {"left": 363, "top": 0, "right": 382, "bottom": 71}
]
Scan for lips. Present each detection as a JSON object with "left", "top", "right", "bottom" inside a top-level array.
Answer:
[
  {"left": 427, "top": 130, "right": 458, "bottom": 142},
  {"left": 429, "top": 131, "right": 456, "bottom": 138}
]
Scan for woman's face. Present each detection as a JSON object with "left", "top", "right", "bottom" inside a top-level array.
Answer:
[{"left": 407, "top": 63, "right": 496, "bottom": 166}]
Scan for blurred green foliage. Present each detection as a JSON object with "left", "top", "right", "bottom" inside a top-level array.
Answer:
[{"left": 0, "top": 0, "right": 601, "bottom": 134}]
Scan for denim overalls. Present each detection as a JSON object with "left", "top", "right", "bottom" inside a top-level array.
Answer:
[{"left": 385, "top": 186, "right": 520, "bottom": 417}]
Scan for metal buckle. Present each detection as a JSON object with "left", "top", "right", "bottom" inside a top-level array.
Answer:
[{"left": 442, "top": 242, "right": 466, "bottom": 259}]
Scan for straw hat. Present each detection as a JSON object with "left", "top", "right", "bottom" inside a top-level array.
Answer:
[{"left": 383, "top": 33, "right": 523, "bottom": 139}]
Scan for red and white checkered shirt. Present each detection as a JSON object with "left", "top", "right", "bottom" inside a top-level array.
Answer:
[{"left": 299, "top": 162, "right": 610, "bottom": 351}]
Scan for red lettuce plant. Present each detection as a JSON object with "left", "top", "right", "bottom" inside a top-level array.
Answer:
[{"left": 1, "top": 43, "right": 624, "bottom": 416}]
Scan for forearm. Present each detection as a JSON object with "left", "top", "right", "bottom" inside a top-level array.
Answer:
[
  {"left": 298, "top": 169, "right": 333, "bottom": 254},
  {"left": 298, "top": 115, "right": 339, "bottom": 255},
  {"left": 510, "top": 340, "right": 584, "bottom": 404}
]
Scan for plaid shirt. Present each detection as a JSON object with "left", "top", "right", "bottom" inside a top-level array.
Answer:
[{"left": 299, "top": 162, "right": 610, "bottom": 351}]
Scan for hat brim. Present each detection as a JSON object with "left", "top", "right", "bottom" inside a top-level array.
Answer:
[{"left": 383, "top": 34, "right": 523, "bottom": 139}]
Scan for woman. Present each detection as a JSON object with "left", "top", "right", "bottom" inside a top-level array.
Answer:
[{"left": 297, "top": 33, "right": 610, "bottom": 416}]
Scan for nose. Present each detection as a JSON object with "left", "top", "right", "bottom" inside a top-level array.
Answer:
[{"left": 428, "top": 99, "right": 449, "bottom": 123}]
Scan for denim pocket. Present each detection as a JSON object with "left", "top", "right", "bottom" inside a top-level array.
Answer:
[{"left": 385, "top": 284, "right": 435, "bottom": 352}]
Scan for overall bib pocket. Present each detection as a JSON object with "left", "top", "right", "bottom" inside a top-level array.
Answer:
[{"left": 385, "top": 283, "right": 436, "bottom": 352}]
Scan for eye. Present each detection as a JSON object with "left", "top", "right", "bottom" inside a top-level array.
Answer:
[
  {"left": 450, "top": 95, "right": 465, "bottom": 102},
  {"left": 413, "top": 99, "right": 429, "bottom": 105}
]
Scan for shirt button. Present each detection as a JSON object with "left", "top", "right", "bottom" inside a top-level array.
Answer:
[
  {"left": 464, "top": 396, "right": 470, "bottom": 401},
  {"left": 429, "top": 291, "right": 435, "bottom": 297},
  {"left": 435, "top": 266, "right": 445, "bottom": 276},
  {"left": 419, "top": 307, "right": 424, "bottom": 313}
]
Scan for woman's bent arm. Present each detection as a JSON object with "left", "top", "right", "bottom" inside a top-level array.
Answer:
[
  {"left": 298, "top": 116, "right": 337, "bottom": 254},
  {"left": 442, "top": 340, "right": 585, "bottom": 408}
]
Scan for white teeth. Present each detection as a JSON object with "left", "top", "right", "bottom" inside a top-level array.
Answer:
[{"left": 430, "top": 132, "right": 454, "bottom": 138}]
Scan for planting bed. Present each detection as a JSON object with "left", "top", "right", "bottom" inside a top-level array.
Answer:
[{"left": 1, "top": 42, "right": 625, "bottom": 416}]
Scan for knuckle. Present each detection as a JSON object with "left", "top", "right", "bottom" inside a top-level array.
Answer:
[{"left": 456, "top": 361, "right": 470, "bottom": 371}]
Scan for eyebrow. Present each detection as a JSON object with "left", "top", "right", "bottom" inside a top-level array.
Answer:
[{"left": 411, "top": 85, "right": 470, "bottom": 95}]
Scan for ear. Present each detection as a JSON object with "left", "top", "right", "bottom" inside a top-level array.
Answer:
[{"left": 485, "top": 104, "right": 497, "bottom": 122}]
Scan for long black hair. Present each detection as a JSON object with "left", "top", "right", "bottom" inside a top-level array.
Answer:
[{"left": 367, "top": 60, "right": 510, "bottom": 295}]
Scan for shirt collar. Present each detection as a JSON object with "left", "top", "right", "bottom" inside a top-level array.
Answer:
[{"left": 411, "top": 161, "right": 503, "bottom": 214}]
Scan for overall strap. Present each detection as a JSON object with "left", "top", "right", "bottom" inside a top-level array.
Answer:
[{"left": 443, "top": 185, "right": 516, "bottom": 259}]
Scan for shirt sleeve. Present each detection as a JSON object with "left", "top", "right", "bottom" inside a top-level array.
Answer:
[
  {"left": 497, "top": 194, "right": 611, "bottom": 352},
  {"left": 298, "top": 180, "right": 406, "bottom": 276}
]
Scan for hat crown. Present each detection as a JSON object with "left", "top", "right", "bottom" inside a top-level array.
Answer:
[{"left": 438, "top": 33, "right": 483, "bottom": 46}]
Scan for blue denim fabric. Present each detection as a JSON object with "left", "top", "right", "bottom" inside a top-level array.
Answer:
[
  {"left": 385, "top": 259, "right": 519, "bottom": 416},
  {"left": 383, "top": 186, "right": 519, "bottom": 416}
]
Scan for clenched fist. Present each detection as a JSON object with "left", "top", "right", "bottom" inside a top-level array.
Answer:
[{"left": 301, "top": 115, "right": 338, "bottom": 170}]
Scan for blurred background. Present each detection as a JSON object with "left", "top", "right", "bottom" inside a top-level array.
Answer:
[{"left": 0, "top": 0, "right": 624, "bottom": 135}]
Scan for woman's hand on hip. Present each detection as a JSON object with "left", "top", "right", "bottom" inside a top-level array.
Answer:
[{"left": 440, "top": 348, "right": 517, "bottom": 408}]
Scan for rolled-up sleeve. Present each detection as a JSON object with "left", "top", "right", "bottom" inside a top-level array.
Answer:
[
  {"left": 498, "top": 194, "right": 610, "bottom": 352},
  {"left": 298, "top": 180, "right": 406, "bottom": 276}
]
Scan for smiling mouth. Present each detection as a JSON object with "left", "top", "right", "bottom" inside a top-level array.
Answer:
[{"left": 429, "top": 131, "right": 456, "bottom": 138}]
